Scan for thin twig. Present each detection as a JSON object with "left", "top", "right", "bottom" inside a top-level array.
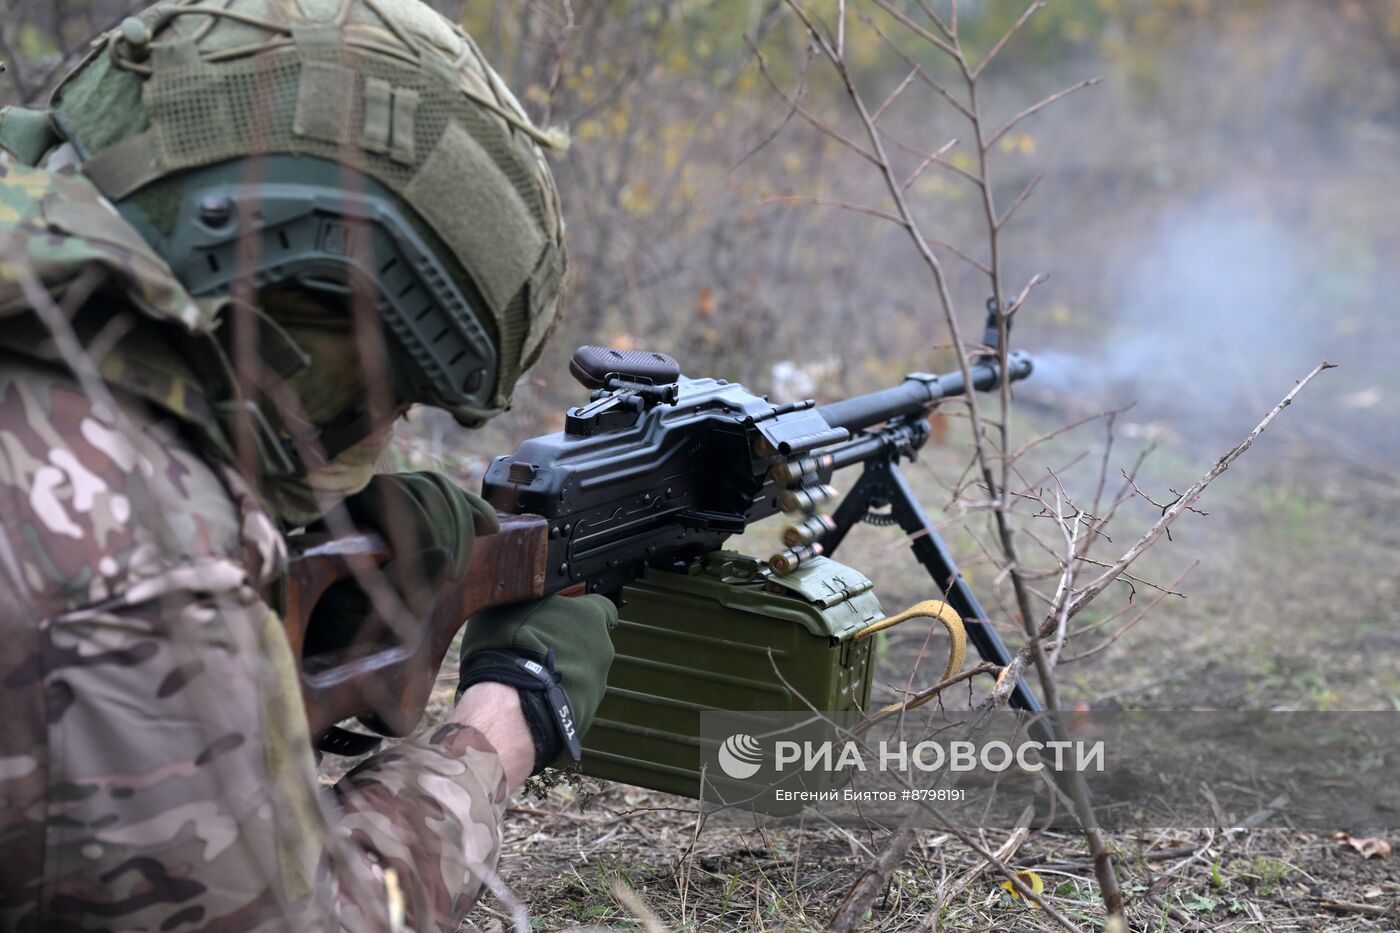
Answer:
[
  {"left": 760, "top": 194, "right": 906, "bottom": 226},
  {"left": 996, "top": 172, "right": 1044, "bottom": 229},
  {"left": 1059, "top": 560, "right": 1198, "bottom": 663},
  {"left": 1069, "top": 361, "right": 1336, "bottom": 618},
  {"left": 970, "top": 0, "right": 1045, "bottom": 80},
  {"left": 872, "top": 65, "right": 919, "bottom": 123},
  {"left": 865, "top": 0, "right": 957, "bottom": 57},
  {"left": 746, "top": 35, "right": 882, "bottom": 168},
  {"left": 984, "top": 77, "right": 1104, "bottom": 151},
  {"left": 863, "top": 14, "right": 974, "bottom": 121}
]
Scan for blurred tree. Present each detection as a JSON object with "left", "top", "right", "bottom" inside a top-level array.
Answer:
[{"left": 2, "top": 0, "right": 1395, "bottom": 425}]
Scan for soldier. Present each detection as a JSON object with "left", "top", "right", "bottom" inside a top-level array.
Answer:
[{"left": 0, "top": 0, "right": 615, "bottom": 930}]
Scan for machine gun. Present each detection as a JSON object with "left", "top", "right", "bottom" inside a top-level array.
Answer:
[{"left": 283, "top": 331, "right": 1039, "bottom": 760}]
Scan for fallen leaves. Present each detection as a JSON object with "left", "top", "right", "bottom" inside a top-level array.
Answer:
[
  {"left": 1334, "top": 832, "right": 1391, "bottom": 859},
  {"left": 999, "top": 869, "right": 1045, "bottom": 908}
]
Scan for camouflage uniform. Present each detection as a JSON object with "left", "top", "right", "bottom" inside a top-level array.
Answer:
[
  {"left": 0, "top": 0, "right": 584, "bottom": 922},
  {"left": 0, "top": 128, "right": 515, "bottom": 933},
  {"left": 0, "top": 360, "right": 516, "bottom": 933}
]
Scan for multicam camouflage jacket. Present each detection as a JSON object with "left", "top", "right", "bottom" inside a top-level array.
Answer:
[{"left": 0, "top": 150, "right": 510, "bottom": 930}]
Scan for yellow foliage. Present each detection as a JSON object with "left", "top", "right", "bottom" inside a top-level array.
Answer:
[
  {"left": 575, "top": 119, "right": 602, "bottom": 141},
  {"left": 1061, "top": 19, "right": 1092, "bottom": 42},
  {"left": 619, "top": 181, "right": 656, "bottom": 217},
  {"left": 661, "top": 122, "right": 691, "bottom": 146},
  {"left": 914, "top": 175, "right": 949, "bottom": 197},
  {"left": 999, "top": 870, "right": 1046, "bottom": 908},
  {"left": 998, "top": 133, "right": 1037, "bottom": 156},
  {"left": 19, "top": 24, "right": 57, "bottom": 58},
  {"left": 845, "top": 14, "right": 888, "bottom": 71}
]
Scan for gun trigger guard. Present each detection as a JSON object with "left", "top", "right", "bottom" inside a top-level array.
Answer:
[{"left": 316, "top": 725, "right": 385, "bottom": 757}]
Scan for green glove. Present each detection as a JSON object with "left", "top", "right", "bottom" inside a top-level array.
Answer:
[
  {"left": 458, "top": 594, "right": 617, "bottom": 773},
  {"left": 314, "top": 471, "right": 499, "bottom": 620},
  {"left": 344, "top": 471, "right": 500, "bottom": 582}
]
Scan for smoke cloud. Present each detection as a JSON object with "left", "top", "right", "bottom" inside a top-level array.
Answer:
[{"left": 1030, "top": 199, "right": 1348, "bottom": 454}]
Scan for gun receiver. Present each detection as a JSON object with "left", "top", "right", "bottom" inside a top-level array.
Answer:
[{"left": 285, "top": 344, "right": 1038, "bottom": 749}]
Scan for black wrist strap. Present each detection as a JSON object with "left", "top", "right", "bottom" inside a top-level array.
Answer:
[{"left": 458, "top": 648, "right": 582, "bottom": 773}]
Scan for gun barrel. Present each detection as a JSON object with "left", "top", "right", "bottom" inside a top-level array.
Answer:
[{"left": 815, "top": 351, "right": 1033, "bottom": 434}]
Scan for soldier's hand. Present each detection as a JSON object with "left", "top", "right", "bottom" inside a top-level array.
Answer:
[
  {"left": 457, "top": 594, "right": 617, "bottom": 775},
  {"left": 345, "top": 471, "right": 499, "bottom": 583},
  {"left": 315, "top": 471, "right": 499, "bottom": 621}
]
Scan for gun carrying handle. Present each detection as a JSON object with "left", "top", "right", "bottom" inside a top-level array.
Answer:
[{"left": 852, "top": 599, "right": 966, "bottom": 683}]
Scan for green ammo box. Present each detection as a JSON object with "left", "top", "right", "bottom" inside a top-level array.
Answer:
[{"left": 578, "top": 551, "right": 884, "bottom": 799}]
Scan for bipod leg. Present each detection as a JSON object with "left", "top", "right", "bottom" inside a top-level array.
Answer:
[{"left": 826, "top": 460, "right": 1053, "bottom": 741}]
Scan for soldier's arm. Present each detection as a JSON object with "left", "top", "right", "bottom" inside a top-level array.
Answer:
[
  {"left": 328, "top": 683, "right": 533, "bottom": 922},
  {"left": 0, "top": 358, "right": 526, "bottom": 932},
  {"left": 452, "top": 682, "right": 537, "bottom": 787},
  {"left": 302, "top": 474, "right": 617, "bottom": 928}
]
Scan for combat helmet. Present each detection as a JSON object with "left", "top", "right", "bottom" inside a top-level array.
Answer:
[{"left": 48, "top": 0, "right": 567, "bottom": 456}]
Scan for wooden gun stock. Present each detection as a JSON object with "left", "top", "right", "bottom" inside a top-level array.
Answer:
[{"left": 280, "top": 513, "right": 550, "bottom": 741}]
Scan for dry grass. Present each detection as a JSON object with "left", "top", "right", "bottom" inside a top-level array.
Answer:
[{"left": 465, "top": 787, "right": 1398, "bottom": 931}]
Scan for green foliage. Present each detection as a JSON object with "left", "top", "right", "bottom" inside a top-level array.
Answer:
[
  {"left": 1232, "top": 856, "right": 1295, "bottom": 896},
  {"left": 1248, "top": 658, "right": 1341, "bottom": 709}
]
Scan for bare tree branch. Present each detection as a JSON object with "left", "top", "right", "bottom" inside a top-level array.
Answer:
[
  {"left": 996, "top": 171, "right": 1045, "bottom": 229},
  {"left": 865, "top": 0, "right": 957, "bottom": 58},
  {"left": 871, "top": 64, "right": 918, "bottom": 124},
  {"left": 984, "top": 77, "right": 1104, "bottom": 152},
  {"left": 1061, "top": 560, "right": 1199, "bottom": 663},
  {"left": 1069, "top": 361, "right": 1336, "bottom": 618},
  {"left": 971, "top": 0, "right": 1045, "bottom": 81},
  {"left": 747, "top": 35, "right": 883, "bottom": 168},
  {"left": 760, "top": 194, "right": 906, "bottom": 226},
  {"left": 863, "top": 13, "right": 974, "bottom": 121}
]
